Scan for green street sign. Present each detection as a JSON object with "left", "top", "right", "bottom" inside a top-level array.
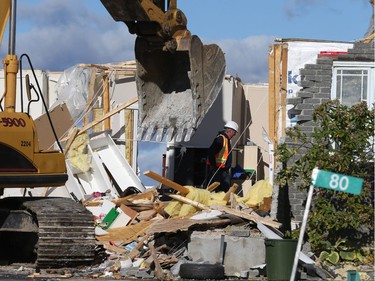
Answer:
[{"left": 311, "top": 168, "right": 363, "bottom": 195}]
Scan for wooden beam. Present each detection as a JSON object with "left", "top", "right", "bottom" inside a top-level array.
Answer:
[
  {"left": 143, "top": 170, "right": 190, "bottom": 195},
  {"left": 210, "top": 204, "right": 281, "bottom": 228},
  {"left": 223, "top": 183, "right": 238, "bottom": 203},
  {"left": 83, "top": 67, "right": 97, "bottom": 126},
  {"left": 207, "top": 182, "right": 220, "bottom": 192},
  {"left": 102, "top": 74, "right": 111, "bottom": 130},
  {"left": 76, "top": 96, "right": 138, "bottom": 136},
  {"left": 268, "top": 45, "right": 276, "bottom": 147},
  {"left": 274, "top": 44, "right": 282, "bottom": 146},
  {"left": 167, "top": 194, "right": 210, "bottom": 210},
  {"left": 125, "top": 109, "right": 134, "bottom": 166},
  {"left": 281, "top": 44, "right": 288, "bottom": 138},
  {"left": 63, "top": 127, "right": 79, "bottom": 156},
  {"left": 149, "top": 243, "right": 164, "bottom": 280}
]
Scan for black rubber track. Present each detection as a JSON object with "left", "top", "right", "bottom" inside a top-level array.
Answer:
[{"left": 20, "top": 197, "right": 96, "bottom": 268}]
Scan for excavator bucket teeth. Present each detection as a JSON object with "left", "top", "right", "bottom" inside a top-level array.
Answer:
[{"left": 135, "top": 35, "right": 225, "bottom": 142}]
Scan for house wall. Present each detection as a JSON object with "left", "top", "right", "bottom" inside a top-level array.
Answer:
[
  {"left": 278, "top": 41, "right": 375, "bottom": 226},
  {"left": 240, "top": 83, "right": 270, "bottom": 181}
]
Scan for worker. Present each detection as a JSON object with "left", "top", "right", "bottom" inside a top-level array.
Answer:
[{"left": 204, "top": 121, "right": 239, "bottom": 192}]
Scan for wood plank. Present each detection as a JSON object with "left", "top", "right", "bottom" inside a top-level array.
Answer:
[
  {"left": 223, "top": 183, "right": 238, "bottom": 203},
  {"left": 268, "top": 44, "right": 276, "bottom": 147},
  {"left": 102, "top": 74, "right": 111, "bottom": 130},
  {"left": 167, "top": 194, "right": 210, "bottom": 210},
  {"left": 63, "top": 127, "right": 79, "bottom": 155},
  {"left": 207, "top": 181, "right": 220, "bottom": 192},
  {"left": 96, "top": 220, "right": 155, "bottom": 242},
  {"left": 147, "top": 216, "right": 232, "bottom": 234},
  {"left": 274, "top": 44, "right": 282, "bottom": 145},
  {"left": 149, "top": 243, "right": 164, "bottom": 280},
  {"left": 210, "top": 204, "right": 281, "bottom": 229},
  {"left": 125, "top": 109, "right": 134, "bottom": 166},
  {"left": 281, "top": 43, "right": 288, "bottom": 138},
  {"left": 143, "top": 170, "right": 190, "bottom": 195},
  {"left": 82, "top": 67, "right": 97, "bottom": 127},
  {"left": 77, "top": 96, "right": 138, "bottom": 136},
  {"left": 124, "top": 234, "right": 150, "bottom": 260},
  {"left": 103, "top": 242, "right": 126, "bottom": 254}
]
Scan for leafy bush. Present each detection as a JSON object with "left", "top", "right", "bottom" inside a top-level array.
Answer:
[{"left": 276, "top": 100, "right": 374, "bottom": 265}]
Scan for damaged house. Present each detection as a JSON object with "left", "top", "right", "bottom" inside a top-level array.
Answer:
[{"left": 0, "top": 0, "right": 374, "bottom": 280}]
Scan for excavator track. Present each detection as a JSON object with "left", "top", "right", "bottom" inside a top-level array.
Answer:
[{"left": 0, "top": 197, "right": 96, "bottom": 268}]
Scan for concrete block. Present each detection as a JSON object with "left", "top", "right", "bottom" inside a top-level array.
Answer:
[{"left": 187, "top": 230, "right": 265, "bottom": 277}]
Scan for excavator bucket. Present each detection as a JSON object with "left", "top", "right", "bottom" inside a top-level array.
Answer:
[
  {"left": 100, "top": 0, "right": 226, "bottom": 142},
  {"left": 135, "top": 35, "right": 225, "bottom": 142}
]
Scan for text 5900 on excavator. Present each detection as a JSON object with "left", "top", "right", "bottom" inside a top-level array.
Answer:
[{"left": 0, "top": 0, "right": 225, "bottom": 268}]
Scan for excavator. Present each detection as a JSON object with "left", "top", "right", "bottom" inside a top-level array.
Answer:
[
  {"left": 0, "top": 0, "right": 96, "bottom": 268},
  {"left": 0, "top": 0, "right": 225, "bottom": 268}
]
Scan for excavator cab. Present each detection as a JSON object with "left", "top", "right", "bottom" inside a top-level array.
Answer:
[{"left": 101, "top": 0, "right": 226, "bottom": 142}]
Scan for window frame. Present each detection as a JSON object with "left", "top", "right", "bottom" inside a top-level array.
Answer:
[{"left": 331, "top": 61, "right": 374, "bottom": 108}]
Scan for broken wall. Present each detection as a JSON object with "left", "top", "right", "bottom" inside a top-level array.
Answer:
[{"left": 270, "top": 40, "right": 374, "bottom": 225}]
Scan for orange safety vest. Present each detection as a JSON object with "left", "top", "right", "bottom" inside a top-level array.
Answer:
[{"left": 208, "top": 134, "right": 229, "bottom": 168}]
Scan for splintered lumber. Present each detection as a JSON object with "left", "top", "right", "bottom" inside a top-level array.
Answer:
[
  {"left": 28, "top": 273, "right": 72, "bottom": 279},
  {"left": 103, "top": 243, "right": 126, "bottom": 254},
  {"left": 96, "top": 220, "right": 155, "bottom": 243},
  {"left": 147, "top": 216, "right": 232, "bottom": 234},
  {"left": 144, "top": 170, "right": 190, "bottom": 195},
  {"left": 124, "top": 234, "right": 151, "bottom": 260},
  {"left": 78, "top": 97, "right": 138, "bottom": 136},
  {"left": 149, "top": 243, "right": 164, "bottom": 280},
  {"left": 167, "top": 194, "right": 210, "bottom": 210},
  {"left": 83, "top": 187, "right": 158, "bottom": 207},
  {"left": 210, "top": 204, "right": 281, "bottom": 229},
  {"left": 223, "top": 183, "right": 239, "bottom": 203},
  {"left": 137, "top": 209, "right": 157, "bottom": 221},
  {"left": 207, "top": 182, "right": 220, "bottom": 192},
  {"left": 63, "top": 127, "right": 79, "bottom": 155}
]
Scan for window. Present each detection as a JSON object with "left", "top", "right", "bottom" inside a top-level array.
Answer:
[{"left": 331, "top": 61, "right": 374, "bottom": 108}]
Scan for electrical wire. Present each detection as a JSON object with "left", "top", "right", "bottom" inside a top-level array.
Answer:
[{"left": 19, "top": 53, "right": 64, "bottom": 153}]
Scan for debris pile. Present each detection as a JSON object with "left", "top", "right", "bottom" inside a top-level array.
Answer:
[{"left": 80, "top": 169, "right": 278, "bottom": 280}]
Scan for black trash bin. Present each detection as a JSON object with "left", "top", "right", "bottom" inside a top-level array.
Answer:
[{"left": 265, "top": 238, "right": 298, "bottom": 281}]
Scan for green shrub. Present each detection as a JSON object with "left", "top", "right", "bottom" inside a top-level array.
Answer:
[{"left": 276, "top": 100, "right": 374, "bottom": 265}]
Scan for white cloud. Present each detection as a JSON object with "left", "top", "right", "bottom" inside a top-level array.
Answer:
[
  {"left": 2, "top": 0, "right": 273, "bottom": 83},
  {"left": 218, "top": 35, "right": 275, "bottom": 82}
]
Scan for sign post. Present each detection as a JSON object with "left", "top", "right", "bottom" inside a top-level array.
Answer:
[{"left": 289, "top": 168, "right": 363, "bottom": 281}]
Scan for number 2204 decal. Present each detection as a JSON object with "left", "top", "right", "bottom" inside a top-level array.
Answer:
[{"left": 21, "top": 140, "right": 32, "bottom": 147}]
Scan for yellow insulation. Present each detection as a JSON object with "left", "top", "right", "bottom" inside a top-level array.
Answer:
[{"left": 241, "top": 179, "right": 272, "bottom": 207}]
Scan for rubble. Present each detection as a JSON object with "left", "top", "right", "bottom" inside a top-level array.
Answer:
[{"left": 0, "top": 166, "right": 373, "bottom": 280}]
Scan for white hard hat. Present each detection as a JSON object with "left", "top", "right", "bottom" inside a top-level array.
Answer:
[{"left": 224, "top": 121, "right": 239, "bottom": 132}]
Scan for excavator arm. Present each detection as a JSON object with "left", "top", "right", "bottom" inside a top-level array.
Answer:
[{"left": 101, "top": 0, "right": 226, "bottom": 142}]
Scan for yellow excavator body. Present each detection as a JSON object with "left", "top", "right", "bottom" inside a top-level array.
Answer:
[
  {"left": 0, "top": 2, "right": 67, "bottom": 188},
  {"left": 0, "top": 110, "right": 67, "bottom": 188},
  {"left": 100, "top": 0, "right": 226, "bottom": 142}
]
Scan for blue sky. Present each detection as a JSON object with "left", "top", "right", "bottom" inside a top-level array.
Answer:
[
  {"left": 1, "top": 0, "right": 373, "bottom": 186},
  {"left": 1, "top": 0, "right": 372, "bottom": 82}
]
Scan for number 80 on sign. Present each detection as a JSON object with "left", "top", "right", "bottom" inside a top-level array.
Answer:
[{"left": 311, "top": 168, "right": 363, "bottom": 195}]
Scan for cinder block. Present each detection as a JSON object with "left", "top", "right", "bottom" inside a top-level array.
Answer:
[{"left": 187, "top": 231, "right": 266, "bottom": 277}]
